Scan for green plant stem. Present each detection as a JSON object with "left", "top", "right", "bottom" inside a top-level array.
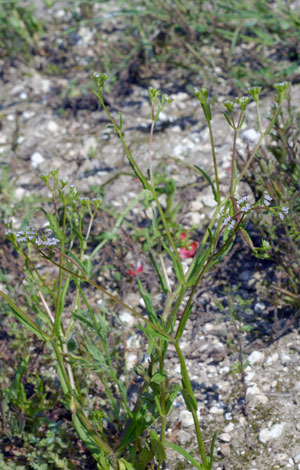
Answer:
[
  {"left": 51, "top": 340, "right": 114, "bottom": 456},
  {"left": 174, "top": 342, "right": 208, "bottom": 468},
  {"left": 96, "top": 91, "right": 184, "bottom": 280},
  {"left": 230, "top": 127, "right": 238, "bottom": 196},
  {"left": 159, "top": 342, "right": 166, "bottom": 448},
  {"left": 207, "top": 120, "right": 220, "bottom": 203},
  {"left": 53, "top": 203, "right": 67, "bottom": 337},
  {"left": 237, "top": 102, "right": 282, "bottom": 184}
]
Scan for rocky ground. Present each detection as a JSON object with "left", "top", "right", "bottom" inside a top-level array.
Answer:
[{"left": 1, "top": 2, "right": 300, "bottom": 469}]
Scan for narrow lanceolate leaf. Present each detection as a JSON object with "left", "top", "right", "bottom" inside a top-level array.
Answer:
[
  {"left": 182, "top": 388, "right": 198, "bottom": 412},
  {"left": 0, "top": 289, "right": 51, "bottom": 341},
  {"left": 148, "top": 249, "right": 170, "bottom": 294},
  {"left": 194, "top": 165, "right": 218, "bottom": 203},
  {"left": 165, "top": 441, "right": 204, "bottom": 469},
  {"left": 150, "top": 430, "right": 166, "bottom": 463},
  {"left": 162, "top": 241, "right": 184, "bottom": 285}
]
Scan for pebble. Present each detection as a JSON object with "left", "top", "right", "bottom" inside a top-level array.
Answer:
[
  {"left": 23, "top": 110, "right": 35, "bottom": 120},
  {"left": 259, "top": 422, "right": 286, "bottom": 443},
  {"left": 179, "top": 410, "right": 194, "bottom": 427},
  {"left": 242, "top": 128, "right": 260, "bottom": 142},
  {"left": 218, "top": 432, "right": 231, "bottom": 442},
  {"left": 210, "top": 404, "right": 225, "bottom": 415},
  {"left": 248, "top": 350, "right": 265, "bottom": 365},
  {"left": 281, "top": 353, "right": 291, "bottom": 365},
  {"left": 126, "top": 352, "right": 137, "bottom": 370},
  {"left": 254, "top": 301, "right": 266, "bottom": 312},
  {"left": 201, "top": 194, "right": 217, "bottom": 208},
  {"left": 266, "top": 352, "right": 279, "bottom": 365},
  {"left": 15, "top": 187, "right": 26, "bottom": 200},
  {"left": 219, "top": 444, "right": 230, "bottom": 457},
  {"left": 119, "top": 311, "right": 135, "bottom": 327},
  {"left": 20, "top": 92, "right": 28, "bottom": 100},
  {"left": 30, "top": 152, "right": 45, "bottom": 168},
  {"left": 47, "top": 120, "right": 59, "bottom": 133}
]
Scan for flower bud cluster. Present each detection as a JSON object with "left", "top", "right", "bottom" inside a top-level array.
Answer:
[
  {"left": 222, "top": 216, "right": 236, "bottom": 231},
  {"left": 279, "top": 206, "right": 289, "bottom": 220},
  {"left": 5, "top": 225, "right": 59, "bottom": 249}
]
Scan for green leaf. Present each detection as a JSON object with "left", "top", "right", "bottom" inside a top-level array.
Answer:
[
  {"left": 137, "top": 278, "right": 159, "bottom": 325},
  {"left": 150, "top": 430, "right": 166, "bottom": 463},
  {"left": 194, "top": 165, "right": 218, "bottom": 203},
  {"left": 68, "top": 251, "right": 88, "bottom": 276},
  {"left": 208, "top": 431, "right": 218, "bottom": 470},
  {"left": 67, "top": 337, "right": 77, "bottom": 352},
  {"left": 136, "top": 447, "right": 154, "bottom": 470},
  {"left": 0, "top": 289, "right": 51, "bottom": 341},
  {"left": 223, "top": 111, "right": 234, "bottom": 128},
  {"left": 147, "top": 247, "right": 170, "bottom": 294},
  {"left": 162, "top": 241, "right": 184, "bottom": 285},
  {"left": 165, "top": 384, "right": 181, "bottom": 414},
  {"left": 150, "top": 372, "right": 166, "bottom": 384},
  {"left": 176, "top": 304, "right": 192, "bottom": 340},
  {"left": 165, "top": 441, "right": 204, "bottom": 469},
  {"left": 182, "top": 389, "right": 197, "bottom": 412}
]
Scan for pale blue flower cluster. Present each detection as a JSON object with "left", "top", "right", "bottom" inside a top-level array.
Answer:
[
  {"left": 5, "top": 225, "right": 59, "bottom": 248},
  {"left": 279, "top": 206, "right": 289, "bottom": 220}
]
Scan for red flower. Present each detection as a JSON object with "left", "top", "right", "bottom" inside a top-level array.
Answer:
[
  {"left": 128, "top": 263, "right": 144, "bottom": 277},
  {"left": 179, "top": 231, "right": 187, "bottom": 240},
  {"left": 179, "top": 241, "right": 199, "bottom": 259}
]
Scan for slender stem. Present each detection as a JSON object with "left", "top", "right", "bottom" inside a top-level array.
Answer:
[
  {"left": 207, "top": 120, "right": 220, "bottom": 203},
  {"left": 97, "top": 93, "right": 184, "bottom": 280},
  {"left": 149, "top": 118, "right": 155, "bottom": 187},
  {"left": 159, "top": 342, "right": 166, "bottom": 448},
  {"left": 53, "top": 203, "right": 67, "bottom": 336},
  {"left": 230, "top": 127, "right": 238, "bottom": 196},
  {"left": 174, "top": 342, "right": 208, "bottom": 468},
  {"left": 237, "top": 103, "right": 282, "bottom": 184}
]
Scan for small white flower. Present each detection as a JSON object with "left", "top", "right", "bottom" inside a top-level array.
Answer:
[
  {"left": 222, "top": 216, "right": 231, "bottom": 228},
  {"left": 237, "top": 195, "right": 248, "bottom": 205},
  {"left": 263, "top": 194, "right": 273, "bottom": 206},
  {"left": 281, "top": 206, "right": 289, "bottom": 214},
  {"left": 241, "top": 203, "right": 251, "bottom": 213},
  {"left": 227, "top": 220, "right": 236, "bottom": 230}
]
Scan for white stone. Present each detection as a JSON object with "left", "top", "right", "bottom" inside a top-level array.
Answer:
[
  {"left": 281, "top": 353, "right": 291, "bottom": 365},
  {"left": 245, "top": 371, "right": 256, "bottom": 383},
  {"left": 119, "top": 311, "right": 135, "bottom": 327},
  {"left": 20, "top": 92, "right": 28, "bottom": 100},
  {"left": 180, "top": 410, "right": 194, "bottom": 427},
  {"left": 248, "top": 350, "right": 265, "bottom": 365},
  {"left": 218, "top": 433, "right": 231, "bottom": 442},
  {"left": 224, "top": 422, "right": 234, "bottom": 432},
  {"left": 190, "top": 199, "right": 204, "bottom": 211},
  {"left": 7, "top": 114, "right": 14, "bottom": 121},
  {"left": 126, "top": 352, "right": 137, "bottom": 369},
  {"left": 0, "top": 135, "right": 7, "bottom": 144},
  {"left": 242, "top": 128, "right": 260, "bottom": 142},
  {"left": 23, "top": 110, "right": 35, "bottom": 120},
  {"left": 210, "top": 405, "right": 225, "bottom": 415},
  {"left": 30, "top": 152, "right": 45, "bottom": 168},
  {"left": 254, "top": 301, "right": 266, "bottom": 312},
  {"left": 246, "top": 384, "right": 261, "bottom": 395},
  {"left": 266, "top": 352, "right": 279, "bottom": 365},
  {"left": 15, "top": 187, "right": 26, "bottom": 200},
  {"left": 259, "top": 423, "right": 286, "bottom": 443},
  {"left": 201, "top": 194, "right": 217, "bottom": 208},
  {"left": 47, "top": 120, "right": 59, "bottom": 133}
]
